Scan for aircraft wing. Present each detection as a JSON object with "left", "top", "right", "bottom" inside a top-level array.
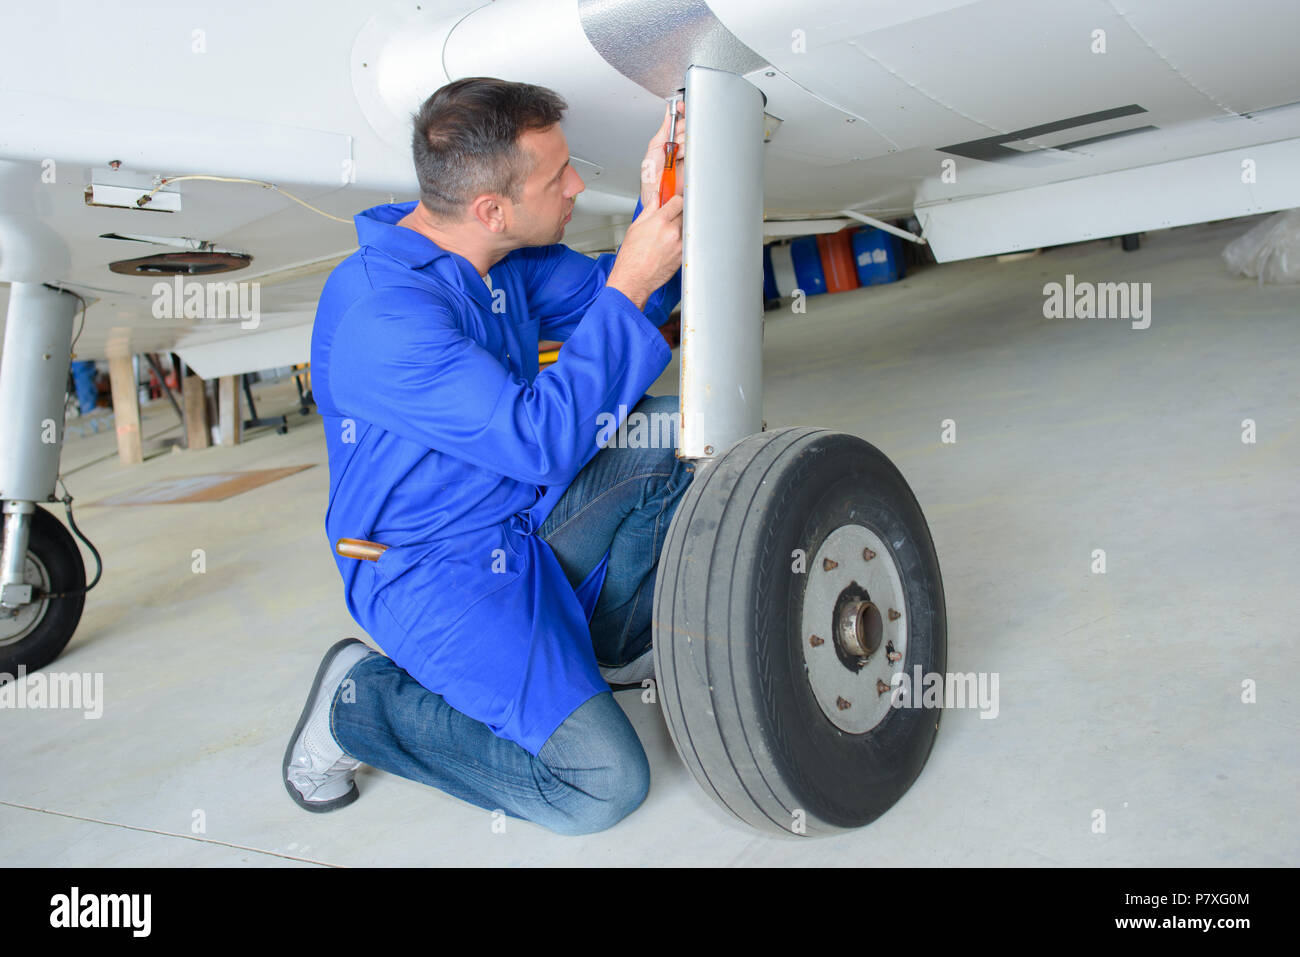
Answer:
[{"left": 2, "top": 0, "right": 1297, "bottom": 372}]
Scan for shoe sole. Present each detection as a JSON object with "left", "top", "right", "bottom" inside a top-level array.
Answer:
[{"left": 282, "top": 637, "right": 366, "bottom": 813}]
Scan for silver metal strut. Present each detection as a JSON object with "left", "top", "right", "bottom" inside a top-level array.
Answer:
[{"left": 677, "top": 65, "right": 765, "bottom": 460}]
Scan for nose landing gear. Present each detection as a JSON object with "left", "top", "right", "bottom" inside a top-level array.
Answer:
[
  {"left": 649, "top": 66, "right": 946, "bottom": 836},
  {"left": 0, "top": 282, "right": 89, "bottom": 675}
]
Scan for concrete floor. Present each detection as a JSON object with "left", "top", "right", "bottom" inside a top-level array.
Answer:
[{"left": 2, "top": 215, "right": 1296, "bottom": 866}]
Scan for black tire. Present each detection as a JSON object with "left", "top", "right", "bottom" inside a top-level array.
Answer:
[
  {"left": 0, "top": 506, "right": 86, "bottom": 675},
  {"left": 652, "top": 428, "right": 946, "bottom": 836}
]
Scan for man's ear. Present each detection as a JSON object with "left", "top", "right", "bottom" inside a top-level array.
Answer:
[{"left": 470, "top": 194, "right": 507, "bottom": 233}]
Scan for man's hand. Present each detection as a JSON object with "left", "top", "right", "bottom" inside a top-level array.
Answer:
[
  {"left": 640, "top": 99, "right": 685, "bottom": 212},
  {"left": 607, "top": 195, "right": 683, "bottom": 311}
]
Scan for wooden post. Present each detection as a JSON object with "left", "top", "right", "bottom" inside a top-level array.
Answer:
[
  {"left": 107, "top": 352, "right": 143, "bottom": 465},
  {"left": 182, "top": 373, "right": 210, "bottom": 450},
  {"left": 217, "top": 375, "right": 241, "bottom": 447}
]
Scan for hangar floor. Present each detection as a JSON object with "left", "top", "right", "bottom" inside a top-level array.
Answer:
[{"left": 2, "top": 214, "right": 1295, "bottom": 866}]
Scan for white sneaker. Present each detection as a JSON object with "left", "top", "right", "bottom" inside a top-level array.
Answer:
[
  {"left": 283, "top": 638, "right": 373, "bottom": 812},
  {"left": 599, "top": 646, "right": 656, "bottom": 687}
]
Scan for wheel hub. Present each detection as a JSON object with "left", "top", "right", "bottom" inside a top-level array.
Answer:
[
  {"left": 801, "top": 524, "right": 907, "bottom": 733},
  {"left": 837, "top": 596, "right": 883, "bottom": 660},
  {"left": 0, "top": 555, "right": 51, "bottom": 647}
]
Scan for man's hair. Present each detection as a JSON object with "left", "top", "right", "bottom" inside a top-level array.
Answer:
[{"left": 412, "top": 77, "right": 568, "bottom": 220}]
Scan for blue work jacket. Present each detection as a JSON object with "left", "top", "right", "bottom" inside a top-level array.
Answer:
[{"left": 311, "top": 199, "right": 679, "bottom": 754}]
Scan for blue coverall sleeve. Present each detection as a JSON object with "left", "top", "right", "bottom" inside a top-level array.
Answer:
[
  {"left": 328, "top": 283, "right": 671, "bottom": 487},
  {"left": 519, "top": 198, "right": 681, "bottom": 341}
]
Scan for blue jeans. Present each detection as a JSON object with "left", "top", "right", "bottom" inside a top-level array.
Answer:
[{"left": 329, "top": 394, "right": 694, "bottom": 835}]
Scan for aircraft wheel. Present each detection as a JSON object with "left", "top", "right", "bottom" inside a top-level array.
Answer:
[
  {"left": 652, "top": 427, "right": 946, "bottom": 836},
  {"left": 0, "top": 507, "right": 86, "bottom": 675}
]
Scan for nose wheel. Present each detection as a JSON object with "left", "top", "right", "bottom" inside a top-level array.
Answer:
[{"left": 652, "top": 427, "right": 947, "bottom": 836}]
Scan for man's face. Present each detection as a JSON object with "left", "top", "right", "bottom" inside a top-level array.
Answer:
[{"left": 506, "top": 123, "right": 585, "bottom": 246}]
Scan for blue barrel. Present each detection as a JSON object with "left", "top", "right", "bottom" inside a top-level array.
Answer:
[
  {"left": 762, "top": 244, "right": 778, "bottom": 301},
  {"left": 71, "top": 360, "right": 99, "bottom": 413},
  {"left": 851, "top": 227, "right": 905, "bottom": 285},
  {"left": 789, "top": 236, "right": 828, "bottom": 296}
]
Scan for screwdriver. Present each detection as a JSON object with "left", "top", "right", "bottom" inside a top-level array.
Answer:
[{"left": 658, "top": 92, "right": 683, "bottom": 209}]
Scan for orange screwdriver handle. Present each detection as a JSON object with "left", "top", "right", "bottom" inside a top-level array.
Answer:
[
  {"left": 658, "top": 141, "right": 678, "bottom": 208},
  {"left": 657, "top": 93, "right": 683, "bottom": 208}
]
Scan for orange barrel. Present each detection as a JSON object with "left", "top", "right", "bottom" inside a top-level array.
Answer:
[{"left": 817, "top": 227, "right": 861, "bottom": 294}]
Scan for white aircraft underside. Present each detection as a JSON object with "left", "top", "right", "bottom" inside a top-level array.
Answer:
[{"left": 1, "top": 0, "right": 1297, "bottom": 374}]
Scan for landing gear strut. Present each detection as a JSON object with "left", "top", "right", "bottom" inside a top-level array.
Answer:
[{"left": 0, "top": 283, "right": 88, "bottom": 674}]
